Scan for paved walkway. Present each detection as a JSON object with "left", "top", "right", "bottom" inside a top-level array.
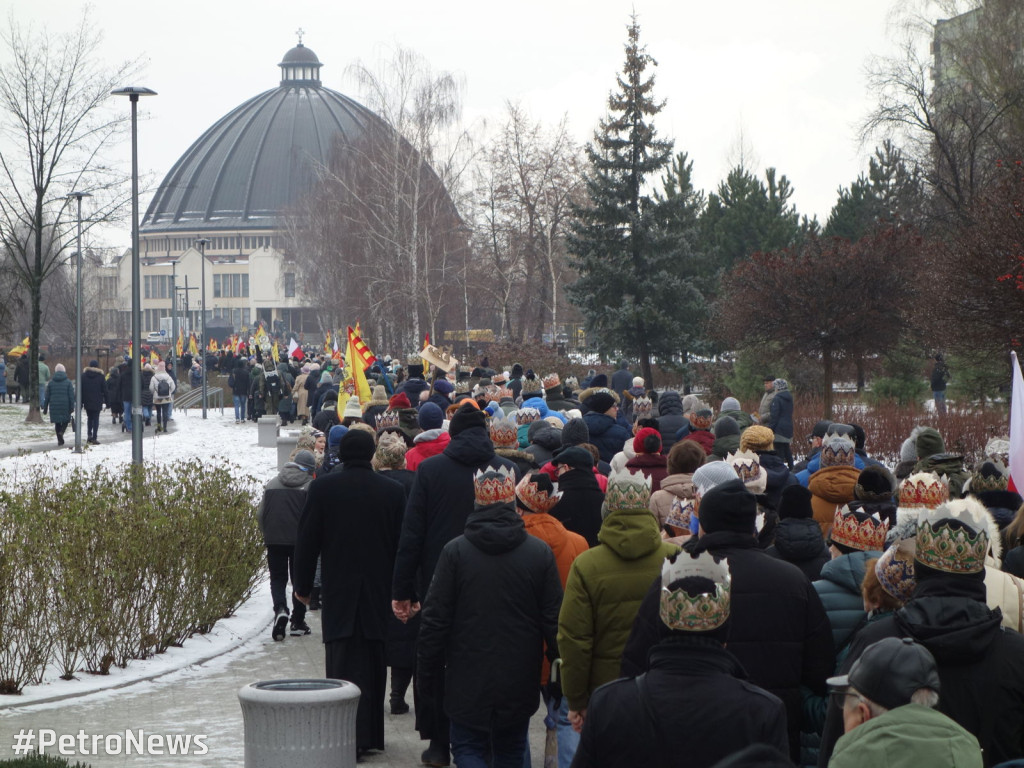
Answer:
[{"left": 0, "top": 610, "right": 551, "bottom": 767}]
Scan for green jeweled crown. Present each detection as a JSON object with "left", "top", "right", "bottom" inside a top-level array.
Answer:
[
  {"left": 659, "top": 552, "right": 731, "bottom": 632},
  {"left": 915, "top": 497, "right": 990, "bottom": 574}
]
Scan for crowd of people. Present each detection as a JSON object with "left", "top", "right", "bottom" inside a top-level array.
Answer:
[{"left": 249, "top": 355, "right": 1024, "bottom": 768}]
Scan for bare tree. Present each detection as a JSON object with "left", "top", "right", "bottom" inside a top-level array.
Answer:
[{"left": 0, "top": 11, "right": 140, "bottom": 421}]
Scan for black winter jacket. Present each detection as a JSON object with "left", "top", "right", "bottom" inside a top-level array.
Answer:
[
  {"left": 293, "top": 460, "right": 405, "bottom": 644},
  {"left": 229, "top": 365, "right": 250, "bottom": 397},
  {"left": 257, "top": 463, "right": 312, "bottom": 545},
  {"left": 656, "top": 391, "right": 689, "bottom": 453},
  {"left": 392, "top": 425, "right": 517, "bottom": 602},
  {"left": 818, "top": 577, "right": 1024, "bottom": 768},
  {"left": 417, "top": 502, "right": 562, "bottom": 731},
  {"left": 756, "top": 451, "right": 798, "bottom": 510},
  {"left": 765, "top": 518, "right": 829, "bottom": 581},
  {"left": 105, "top": 370, "right": 121, "bottom": 409},
  {"left": 80, "top": 367, "right": 106, "bottom": 412},
  {"left": 551, "top": 467, "right": 604, "bottom": 547},
  {"left": 575, "top": 639, "right": 789, "bottom": 768},
  {"left": 622, "top": 532, "right": 833, "bottom": 761}
]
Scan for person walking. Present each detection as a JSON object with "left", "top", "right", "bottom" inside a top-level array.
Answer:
[
  {"left": 42, "top": 363, "right": 75, "bottom": 446},
  {"left": 766, "top": 378, "right": 794, "bottom": 469},
  {"left": 80, "top": 359, "right": 106, "bottom": 445},
  {"left": 930, "top": 354, "right": 949, "bottom": 415},
  {"left": 0, "top": 355, "right": 7, "bottom": 403},
  {"left": 149, "top": 361, "right": 176, "bottom": 433},
  {"left": 228, "top": 359, "right": 250, "bottom": 424}
]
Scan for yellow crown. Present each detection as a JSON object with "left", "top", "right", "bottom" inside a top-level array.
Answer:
[
  {"left": 899, "top": 472, "right": 949, "bottom": 509},
  {"left": 659, "top": 552, "right": 732, "bottom": 632},
  {"left": 473, "top": 467, "right": 517, "bottom": 506}
]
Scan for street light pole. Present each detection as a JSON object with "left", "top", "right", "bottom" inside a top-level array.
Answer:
[
  {"left": 196, "top": 237, "right": 210, "bottom": 419},
  {"left": 67, "top": 191, "right": 91, "bottom": 454},
  {"left": 111, "top": 86, "right": 156, "bottom": 466}
]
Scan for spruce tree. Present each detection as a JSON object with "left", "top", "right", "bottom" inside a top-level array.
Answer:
[{"left": 567, "top": 16, "right": 697, "bottom": 387}]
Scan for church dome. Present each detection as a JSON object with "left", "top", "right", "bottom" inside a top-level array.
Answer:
[{"left": 141, "top": 44, "right": 390, "bottom": 234}]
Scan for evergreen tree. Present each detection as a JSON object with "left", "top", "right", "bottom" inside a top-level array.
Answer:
[{"left": 567, "top": 17, "right": 699, "bottom": 386}]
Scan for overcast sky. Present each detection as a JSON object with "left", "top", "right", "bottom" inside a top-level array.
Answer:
[{"left": 14, "top": 0, "right": 931, "bottom": 244}]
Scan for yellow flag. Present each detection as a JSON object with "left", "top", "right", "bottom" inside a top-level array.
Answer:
[{"left": 348, "top": 326, "right": 372, "bottom": 404}]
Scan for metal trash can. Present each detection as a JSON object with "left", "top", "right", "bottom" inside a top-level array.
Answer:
[
  {"left": 257, "top": 415, "right": 279, "bottom": 447},
  {"left": 238, "top": 678, "right": 361, "bottom": 768},
  {"left": 277, "top": 431, "right": 299, "bottom": 470}
]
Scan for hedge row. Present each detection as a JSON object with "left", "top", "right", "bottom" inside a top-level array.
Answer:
[{"left": 0, "top": 460, "right": 264, "bottom": 694}]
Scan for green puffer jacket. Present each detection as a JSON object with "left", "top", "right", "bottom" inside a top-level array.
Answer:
[
  {"left": 557, "top": 507, "right": 679, "bottom": 711},
  {"left": 43, "top": 371, "right": 75, "bottom": 425},
  {"left": 829, "top": 703, "right": 982, "bottom": 768},
  {"left": 914, "top": 454, "right": 970, "bottom": 498}
]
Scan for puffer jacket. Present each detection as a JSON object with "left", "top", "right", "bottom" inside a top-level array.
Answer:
[
  {"left": 765, "top": 517, "right": 829, "bottom": 581},
  {"left": 655, "top": 391, "right": 689, "bottom": 452},
  {"left": 557, "top": 508, "right": 678, "bottom": 711},
  {"left": 812, "top": 550, "right": 882, "bottom": 654},
  {"left": 523, "top": 422, "right": 562, "bottom": 466},
  {"left": 80, "top": 366, "right": 107, "bottom": 412},
  {"left": 914, "top": 453, "right": 970, "bottom": 498},
  {"left": 257, "top": 462, "right": 313, "bottom": 545},
  {"left": 43, "top": 371, "right": 75, "bottom": 424},
  {"left": 405, "top": 429, "right": 451, "bottom": 471},
  {"left": 808, "top": 465, "right": 861, "bottom": 535},
  {"left": 757, "top": 450, "right": 799, "bottom": 509},
  {"left": 583, "top": 411, "right": 632, "bottom": 464},
  {"left": 648, "top": 472, "right": 696, "bottom": 531}
]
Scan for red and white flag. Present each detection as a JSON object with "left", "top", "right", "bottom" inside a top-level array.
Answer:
[
  {"left": 287, "top": 337, "right": 304, "bottom": 361},
  {"left": 1009, "top": 352, "right": 1024, "bottom": 493}
]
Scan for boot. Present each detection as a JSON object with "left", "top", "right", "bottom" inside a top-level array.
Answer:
[{"left": 309, "top": 586, "right": 321, "bottom": 611}]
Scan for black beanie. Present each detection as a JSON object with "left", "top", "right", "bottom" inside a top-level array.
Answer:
[
  {"left": 699, "top": 479, "right": 757, "bottom": 534},
  {"left": 713, "top": 415, "right": 740, "bottom": 439},
  {"left": 562, "top": 418, "right": 590, "bottom": 447},
  {"left": 449, "top": 406, "right": 487, "bottom": 437},
  {"left": 584, "top": 391, "right": 615, "bottom": 414},
  {"left": 777, "top": 484, "right": 814, "bottom": 520},
  {"left": 338, "top": 429, "right": 375, "bottom": 462}
]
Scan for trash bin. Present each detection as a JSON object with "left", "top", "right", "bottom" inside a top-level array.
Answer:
[
  {"left": 277, "top": 431, "right": 299, "bottom": 470},
  {"left": 238, "top": 678, "right": 361, "bottom": 768},
  {"left": 257, "top": 415, "right": 278, "bottom": 447}
]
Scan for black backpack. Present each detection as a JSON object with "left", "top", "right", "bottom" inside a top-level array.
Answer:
[
  {"left": 265, "top": 367, "right": 282, "bottom": 397},
  {"left": 157, "top": 378, "right": 170, "bottom": 398}
]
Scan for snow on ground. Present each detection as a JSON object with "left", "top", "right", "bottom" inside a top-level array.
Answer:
[{"left": 0, "top": 408, "right": 293, "bottom": 707}]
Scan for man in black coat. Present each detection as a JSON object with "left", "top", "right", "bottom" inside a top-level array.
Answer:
[
  {"left": 610, "top": 360, "right": 632, "bottom": 402},
  {"left": 574, "top": 552, "right": 788, "bottom": 768},
  {"left": 621, "top": 480, "right": 833, "bottom": 762},
  {"left": 294, "top": 430, "right": 406, "bottom": 756},
  {"left": 655, "top": 390, "right": 689, "bottom": 453},
  {"left": 417, "top": 469, "right": 562, "bottom": 768},
  {"left": 550, "top": 446, "right": 604, "bottom": 547},
  {"left": 392, "top": 404, "right": 518, "bottom": 767},
  {"left": 816, "top": 497, "right": 1024, "bottom": 768},
  {"left": 117, "top": 358, "right": 135, "bottom": 432},
  {"left": 80, "top": 360, "right": 107, "bottom": 445}
]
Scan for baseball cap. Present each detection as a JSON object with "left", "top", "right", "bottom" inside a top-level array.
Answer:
[
  {"left": 827, "top": 637, "right": 940, "bottom": 711},
  {"left": 807, "top": 420, "right": 832, "bottom": 441}
]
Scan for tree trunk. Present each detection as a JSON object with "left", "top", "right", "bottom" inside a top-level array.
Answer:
[{"left": 822, "top": 344, "right": 834, "bottom": 419}]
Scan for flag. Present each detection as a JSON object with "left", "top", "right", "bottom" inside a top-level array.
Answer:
[
  {"left": 324, "top": 331, "right": 332, "bottom": 356},
  {"left": 347, "top": 326, "right": 372, "bottom": 403},
  {"left": 332, "top": 334, "right": 343, "bottom": 364},
  {"left": 254, "top": 324, "right": 270, "bottom": 351},
  {"left": 208, "top": 337, "right": 219, "bottom": 352},
  {"left": 350, "top": 326, "right": 377, "bottom": 370},
  {"left": 271, "top": 340, "right": 280, "bottom": 362},
  {"left": 128, "top": 340, "right": 133, "bottom": 360},
  {"left": 150, "top": 350, "right": 159, "bottom": 365},
  {"left": 176, "top": 329, "right": 184, "bottom": 358},
  {"left": 1010, "top": 352, "right": 1024, "bottom": 493},
  {"left": 9, "top": 336, "right": 29, "bottom": 357},
  {"left": 421, "top": 332, "right": 431, "bottom": 373},
  {"left": 188, "top": 333, "right": 199, "bottom": 357},
  {"left": 288, "top": 337, "right": 304, "bottom": 361}
]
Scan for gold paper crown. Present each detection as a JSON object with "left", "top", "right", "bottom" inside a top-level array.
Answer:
[
  {"left": 488, "top": 416, "right": 519, "bottom": 448},
  {"left": 516, "top": 407, "right": 541, "bottom": 425},
  {"left": 659, "top": 552, "right": 732, "bottom": 632},
  {"left": 515, "top": 474, "right": 562, "bottom": 515},
  {"left": 473, "top": 467, "right": 517, "bottom": 506},
  {"left": 726, "top": 450, "right": 766, "bottom": 493},
  {"left": 603, "top": 468, "right": 652, "bottom": 513},
  {"left": 665, "top": 496, "right": 694, "bottom": 532},
  {"left": 542, "top": 372, "right": 561, "bottom": 390},
  {"left": 375, "top": 410, "right": 401, "bottom": 430},
  {"left": 632, "top": 396, "right": 653, "bottom": 421},
  {"left": 916, "top": 497, "right": 990, "bottom": 574},
  {"left": 830, "top": 505, "right": 890, "bottom": 552},
  {"left": 899, "top": 472, "right": 949, "bottom": 509}
]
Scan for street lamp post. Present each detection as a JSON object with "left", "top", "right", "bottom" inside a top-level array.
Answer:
[
  {"left": 196, "top": 237, "right": 211, "bottom": 419},
  {"left": 111, "top": 86, "right": 156, "bottom": 466},
  {"left": 67, "top": 191, "right": 91, "bottom": 454}
]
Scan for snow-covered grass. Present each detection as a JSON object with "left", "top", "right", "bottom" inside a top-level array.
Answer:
[
  {"left": 0, "top": 409, "right": 282, "bottom": 705},
  {"left": 0, "top": 401, "right": 53, "bottom": 445}
]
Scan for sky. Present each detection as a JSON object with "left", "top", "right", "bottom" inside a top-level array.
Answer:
[{"left": 11, "top": 0, "right": 928, "bottom": 244}]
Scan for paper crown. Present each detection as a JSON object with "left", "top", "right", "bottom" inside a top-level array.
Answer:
[
  {"left": 665, "top": 496, "right": 695, "bottom": 532},
  {"left": 516, "top": 407, "right": 541, "bottom": 425},
  {"left": 727, "top": 449, "right": 766, "bottom": 494},
  {"left": 492, "top": 372, "right": 507, "bottom": 384},
  {"left": 495, "top": 386, "right": 514, "bottom": 401},
  {"left": 473, "top": 466, "right": 517, "bottom": 506},
  {"left": 831, "top": 505, "right": 890, "bottom": 552},
  {"left": 515, "top": 474, "right": 562, "bottom": 515},
  {"left": 632, "top": 396, "right": 654, "bottom": 421},
  {"left": 542, "top": 372, "right": 561, "bottom": 390},
  {"left": 603, "top": 468, "right": 653, "bottom": 513},
  {"left": 659, "top": 552, "right": 732, "bottom": 632},
  {"left": 521, "top": 377, "right": 544, "bottom": 394},
  {"left": 488, "top": 415, "right": 519, "bottom": 448},
  {"left": 375, "top": 410, "right": 400, "bottom": 430},
  {"left": 690, "top": 409, "right": 713, "bottom": 430},
  {"left": 915, "top": 497, "right": 990, "bottom": 574},
  {"left": 899, "top": 472, "right": 949, "bottom": 509},
  {"left": 875, "top": 537, "right": 917, "bottom": 603},
  {"left": 455, "top": 379, "right": 472, "bottom": 394},
  {"left": 820, "top": 434, "right": 856, "bottom": 467}
]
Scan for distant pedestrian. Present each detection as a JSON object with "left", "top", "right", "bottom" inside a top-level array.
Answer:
[
  {"left": 930, "top": 354, "right": 949, "bottom": 415},
  {"left": 42, "top": 363, "right": 75, "bottom": 446},
  {"left": 80, "top": 360, "right": 106, "bottom": 445}
]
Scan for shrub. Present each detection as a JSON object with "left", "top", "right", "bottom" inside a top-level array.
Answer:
[
  {"left": 0, "top": 756, "right": 90, "bottom": 767},
  {"left": 0, "top": 460, "right": 263, "bottom": 693}
]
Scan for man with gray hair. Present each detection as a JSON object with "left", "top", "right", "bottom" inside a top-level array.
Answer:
[{"left": 827, "top": 637, "right": 981, "bottom": 767}]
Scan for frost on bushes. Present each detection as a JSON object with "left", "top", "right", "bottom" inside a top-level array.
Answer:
[{"left": 0, "top": 460, "right": 264, "bottom": 694}]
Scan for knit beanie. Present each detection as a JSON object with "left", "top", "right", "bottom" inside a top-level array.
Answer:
[
  {"left": 720, "top": 397, "right": 741, "bottom": 412},
  {"left": 328, "top": 424, "right": 348, "bottom": 447},
  {"left": 697, "top": 479, "right": 757, "bottom": 534},
  {"left": 338, "top": 429, "right": 375, "bottom": 462},
  {"left": 692, "top": 462, "right": 742, "bottom": 498},
  {"left": 714, "top": 416, "right": 740, "bottom": 439},
  {"left": 343, "top": 397, "right": 362, "bottom": 420},
  {"left": 584, "top": 390, "right": 616, "bottom": 414},
  {"left": 389, "top": 392, "right": 411, "bottom": 410},
  {"left": 449, "top": 405, "right": 487, "bottom": 437},
  {"left": 561, "top": 417, "right": 590, "bottom": 447},
  {"left": 739, "top": 425, "right": 775, "bottom": 453},
  {"left": 372, "top": 434, "right": 407, "bottom": 470},
  {"left": 292, "top": 450, "right": 317, "bottom": 472},
  {"left": 915, "top": 428, "right": 945, "bottom": 461},
  {"left": 633, "top": 427, "right": 662, "bottom": 455},
  {"left": 418, "top": 402, "right": 444, "bottom": 431},
  {"left": 777, "top": 485, "right": 814, "bottom": 520},
  {"left": 590, "top": 373, "right": 608, "bottom": 388}
]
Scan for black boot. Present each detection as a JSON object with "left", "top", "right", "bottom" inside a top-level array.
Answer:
[{"left": 309, "top": 586, "right": 321, "bottom": 611}]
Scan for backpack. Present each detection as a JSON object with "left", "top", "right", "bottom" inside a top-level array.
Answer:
[
  {"left": 157, "top": 378, "right": 171, "bottom": 398},
  {"left": 265, "top": 367, "right": 282, "bottom": 397}
]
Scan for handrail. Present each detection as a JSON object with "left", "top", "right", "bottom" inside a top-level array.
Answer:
[{"left": 174, "top": 385, "right": 225, "bottom": 414}]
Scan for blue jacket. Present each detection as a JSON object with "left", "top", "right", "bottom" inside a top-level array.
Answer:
[
  {"left": 767, "top": 389, "right": 794, "bottom": 441},
  {"left": 812, "top": 550, "right": 882, "bottom": 655},
  {"left": 583, "top": 411, "right": 632, "bottom": 463},
  {"left": 796, "top": 453, "right": 865, "bottom": 487}
]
